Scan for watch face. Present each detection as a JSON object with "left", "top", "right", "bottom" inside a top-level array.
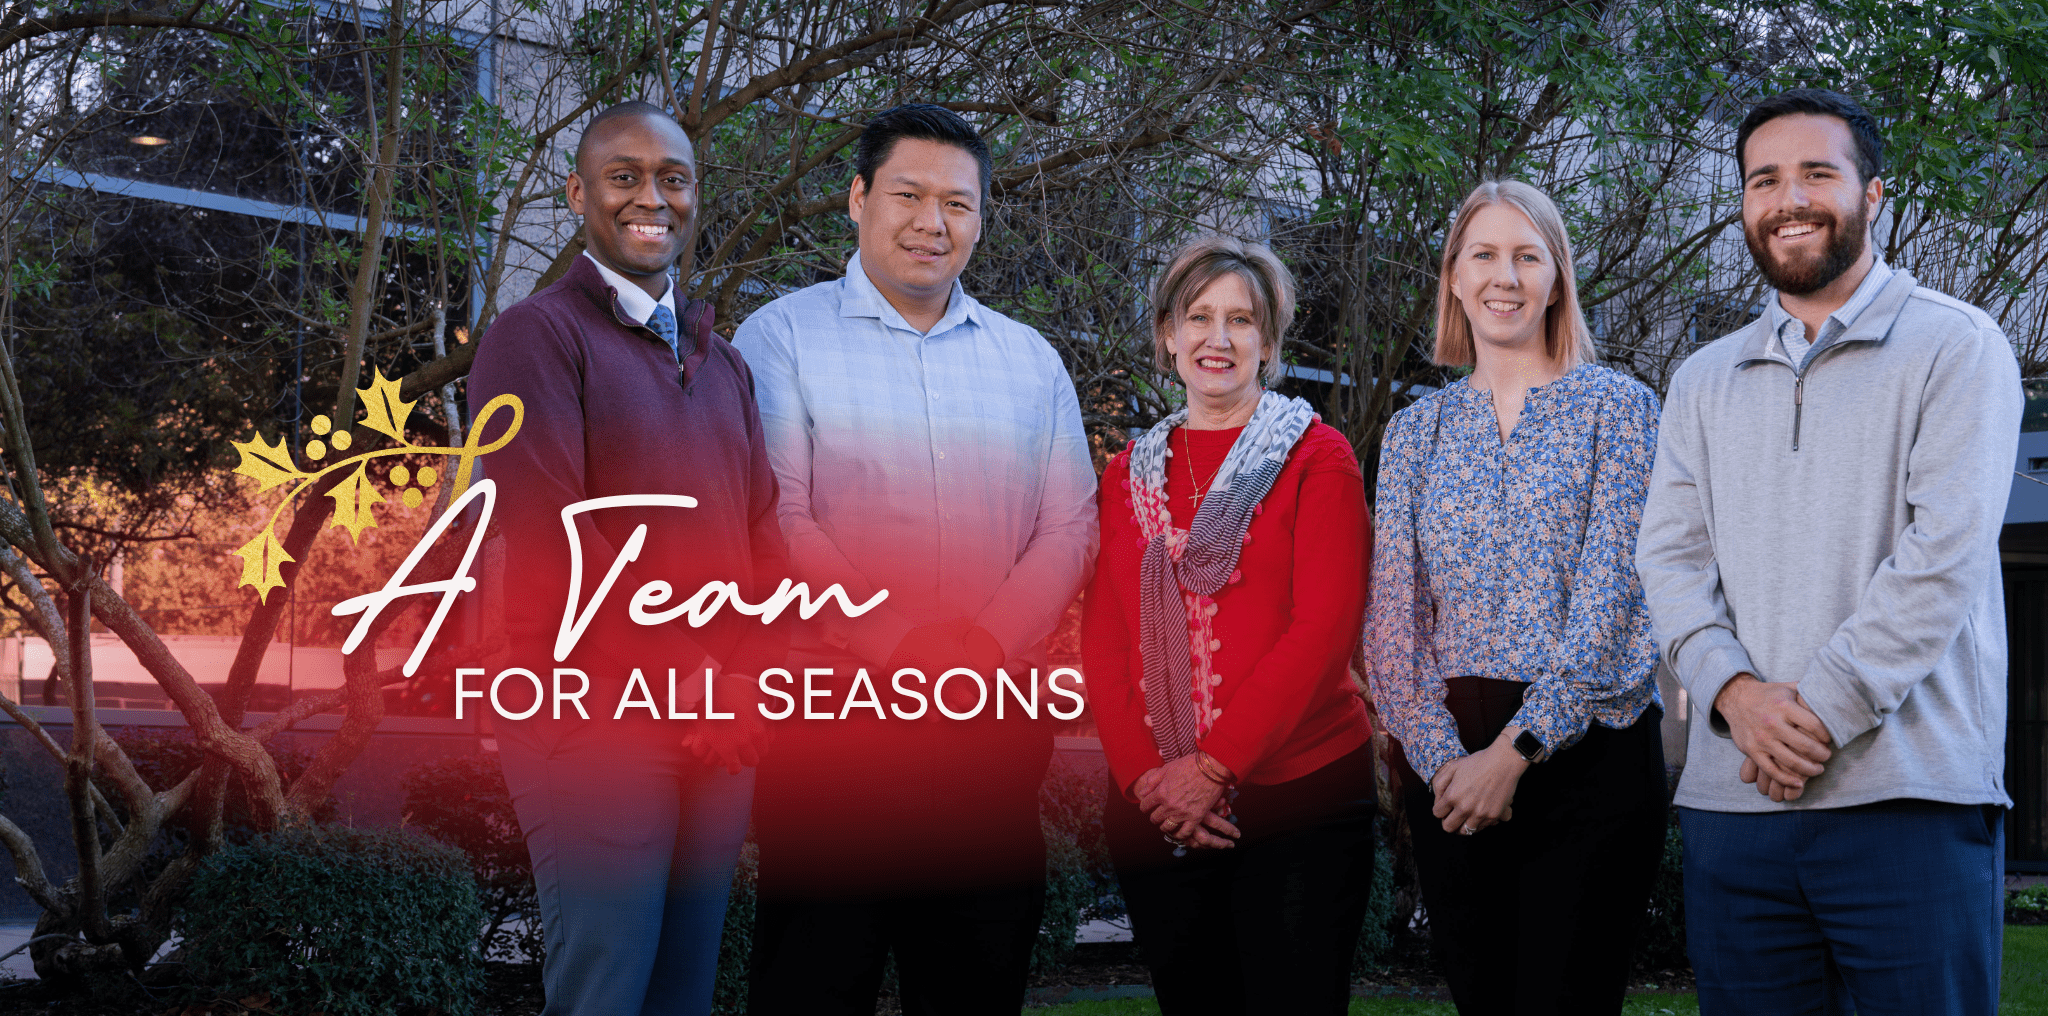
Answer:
[{"left": 1513, "top": 730, "right": 1543, "bottom": 761}]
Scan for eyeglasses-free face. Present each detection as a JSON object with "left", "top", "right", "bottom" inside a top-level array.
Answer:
[
  {"left": 1170, "top": 271, "right": 1266, "bottom": 419},
  {"left": 1448, "top": 201, "right": 1561, "bottom": 356},
  {"left": 1740, "top": 112, "right": 1883, "bottom": 297},
  {"left": 848, "top": 137, "right": 984, "bottom": 329},
  {"left": 567, "top": 113, "right": 698, "bottom": 299}
]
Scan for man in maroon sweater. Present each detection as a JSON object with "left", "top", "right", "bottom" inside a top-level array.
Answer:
[{"left": 467, "top": 101, "right": 785, "bottom": 1016}]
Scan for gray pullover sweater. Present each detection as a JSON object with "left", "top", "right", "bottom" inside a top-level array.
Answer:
[{"left": 1636, "top": 269, "right": 2021, "bottom": 812}]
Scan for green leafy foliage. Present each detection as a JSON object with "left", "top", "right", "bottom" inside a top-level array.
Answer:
[
  {"left": 178, "top": 825, "right": 487, "bottom": 1016},
  {"left": 2009, "top": 882, "right": 2048, "bottom": 925},
  {"left": 1353, "top": 840, "right": 1401, "bottom": 974},
  {"left": 1037, "top": 758, "right": 1126, "bottom": 975},
  {"left": 714, "top": 843, "right": 758, "bottom": 1015},
  {"left": 399, "top": 753, "right": 542, "bottom": 963},
  {"left": 1635, "top": 810, "right": 1688, "bottom": 971}
]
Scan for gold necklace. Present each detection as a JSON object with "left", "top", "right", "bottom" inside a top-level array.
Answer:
[{"left": 1181, "top": 427, "right": 1226, "bottom": 511}]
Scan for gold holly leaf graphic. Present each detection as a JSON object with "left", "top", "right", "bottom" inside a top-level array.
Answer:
[
  {"left": 231, "top": 432, "right": 309, "bottom": 493},
  {"left": 324, "top": 462, "right": 385, "bottom": 542},
  {"left": 233, "top": 529, "right": 295, "bottom": 603},
  {"left": 356, "top": 368, "right": 417, "bottom": 444}
]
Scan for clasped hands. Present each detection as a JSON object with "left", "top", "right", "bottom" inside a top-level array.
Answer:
[
  {"left": 1428, "top": 725, "right": 1530, "bottom": 835},
  {"left": 888, "top": 618, "right": 1006, "bottom": 715},
  {"left": 682, "top": 674, "right": 775, "bottom": 774},
  {"left": 1714, "top": 673, "right": 1833, "bottom": 802},
  {"left": 1133, "top": 753, "right": 1240, "bottom": 850}
]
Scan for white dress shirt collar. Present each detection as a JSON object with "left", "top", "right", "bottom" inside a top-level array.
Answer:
[{"left": 582, "top": 251, "right": 675, "bottom": 326}]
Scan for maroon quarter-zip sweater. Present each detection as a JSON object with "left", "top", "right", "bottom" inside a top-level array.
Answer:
[{"left": 468, "top": 255, "right": 788, "bottom": 701}]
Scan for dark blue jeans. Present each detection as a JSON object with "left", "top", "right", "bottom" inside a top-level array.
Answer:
[{"left": 1680, "top": 800, "right": 2004, "bottom": 1016}]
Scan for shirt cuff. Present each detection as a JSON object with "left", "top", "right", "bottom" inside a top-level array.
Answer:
[
  {"left": 1796, "top": 654, "right": 1879, "bottom": 749},
  {"left": 1507, "top": 682, "right": 1588, "bottom": 764},
  {"left": 1673, "top": 626, "right": 1755, "bottom": 738},
  {"left": 1405, "top": 728, "right": 1466, "bottom": 787}
]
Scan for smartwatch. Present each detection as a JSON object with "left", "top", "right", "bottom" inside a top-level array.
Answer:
[{"left": 1511, "top": 729, "right": 1545, "bottom": 763}]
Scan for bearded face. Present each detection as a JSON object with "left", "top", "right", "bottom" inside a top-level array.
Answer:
[
  {"left": 1738, "top": 112, "right": 1882, "bottom": 298},
  {"left": 1744, "top": 198, "right": 1869, "bottom": 296}
]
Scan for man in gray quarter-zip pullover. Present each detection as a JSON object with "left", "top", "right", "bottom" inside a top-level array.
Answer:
[{"left": 1637, "top": 89, "right": 2021, "bottom": 1016}]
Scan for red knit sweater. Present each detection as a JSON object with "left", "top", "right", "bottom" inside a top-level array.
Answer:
[{"left": 1081, "top": 421, "right": 1373, "bottom": 795}]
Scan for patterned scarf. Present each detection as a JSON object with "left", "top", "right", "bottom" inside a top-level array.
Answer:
[{"left": 1127, "top": 390, "right": 1318, "bottom": 762}]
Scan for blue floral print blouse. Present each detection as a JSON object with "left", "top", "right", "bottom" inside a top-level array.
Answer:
[{"left": 1366, "top": 363, "right": 1662, "bottom": 783}]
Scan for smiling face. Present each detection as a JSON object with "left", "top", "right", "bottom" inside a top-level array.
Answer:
[
  {"left": 847, "top": 137, "right": 983, "bottom": 317},
  {"left": 566, "top": 112, "right": 697, "bottom": 299},
  {"left": 1448, "top": 201, "right": 1561, "bottom": 355},
  {"left": 1169, "top": 271, "right": 1266, "bottom": 412},
  {"left": 1740, "top": 113, "right": 1882, "bottom": 296}
]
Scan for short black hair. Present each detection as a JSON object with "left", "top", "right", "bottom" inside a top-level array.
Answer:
[
  {"left": 854, "top": 103, "right": 992, "bottom": 202},
  {"left": 574, "top": 101, "right": 688, "bottom": 178},
  {"left": 1736, "top": 89, "right": 1884, "bottom": 184}
]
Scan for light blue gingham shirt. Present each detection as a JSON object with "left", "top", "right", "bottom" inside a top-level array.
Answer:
[
  {"left": 732, "top": 252, "right": 1098, "bottom": 667},
  {"left": 1766, "top": 256, "right": 1895, "bottom": 370}
]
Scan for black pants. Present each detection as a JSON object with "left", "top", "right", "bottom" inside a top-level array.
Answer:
[
  {"left": 1105, "top": 742, "right": 1378, "bottom": 1015},
  {"left": 1396, "top": 677, "right": 1666, "bottom": 1016},
  {"left": 746, "top": 698, "right": 1052, "bottom": 1016},
  {"left": 746, "top": 883, "right": 1044, "bottom": 1016}
]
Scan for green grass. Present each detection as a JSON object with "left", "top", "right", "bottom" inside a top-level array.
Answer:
[
  {"left": 1027, "top": 995, "right": 1697, "bottom": 1015},
  {"left": 1028, "top": 925, "right": 2048, "bottom": 1015},
  {"left": 2006, "top": 924, "right": 2048, "bottom": 1015}
]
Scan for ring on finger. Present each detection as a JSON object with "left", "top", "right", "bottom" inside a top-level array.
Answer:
[{"left": 1459, "top": 824, "right": 1477, "bottom": 836}]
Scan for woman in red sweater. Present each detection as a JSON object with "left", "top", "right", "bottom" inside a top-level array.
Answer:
[{"left": 1081, "top": 235, "right": 1376, "bottom": 1015}]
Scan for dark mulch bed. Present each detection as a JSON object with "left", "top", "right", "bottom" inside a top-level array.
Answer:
[
  {"left": 1031, "top": 942, "right": 1151, "bottom": 988},
  {"left": 0, "top": 963, "right": 551, "bottom": 1016}
]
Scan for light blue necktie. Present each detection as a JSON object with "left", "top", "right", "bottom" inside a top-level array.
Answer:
[{"left": 646, "top": 303, "right": 680, "bottom": 362}]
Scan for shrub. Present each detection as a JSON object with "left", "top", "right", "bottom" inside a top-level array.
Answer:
[
  {"left": 178, "top": 825, "right": 486, "bottom": 1016},
  {"left": 2009, "top": 884, "right": 2048, "bottom": 925},
  {"left": 1634, "top": 809, "right": 1688, "bottom": 971},
  {"left": 1035, "top": 757, "right": 1125, "bottom": 975},
  {"left": 1352, "top": 839, "right": 1401, "bottom": 973},
  {"left": 713, "top": 842, "right": 757, "bottom": 1015},
  {"left": 400, "top": 752, "right": 541, "bottom": 963}
]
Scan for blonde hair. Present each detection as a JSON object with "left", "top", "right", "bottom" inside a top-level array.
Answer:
[
  {"left": 1150, "top": 234, "right": 1297, "bottom": 386},
  {"left": 1432, "top": 180, "right": 1597, "bottom": 369}
]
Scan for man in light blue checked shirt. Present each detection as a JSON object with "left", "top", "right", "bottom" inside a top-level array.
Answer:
[{"left": 733, "top": 103, "right": 1097, "bottom": 1016}]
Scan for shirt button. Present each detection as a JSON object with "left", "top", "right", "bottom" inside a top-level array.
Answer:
[
  {"left": 1209, "top": 674, "right": 1222, "bottom": 686},
  {"left": 1142, "top": 714, "right": 1153, "bottom": 727},
  {"left": 938, "top": 451, "right": 946, "bottom": 459},
  {"left": 1207, "top": 638, "right": 1221, "bottom": 652}
]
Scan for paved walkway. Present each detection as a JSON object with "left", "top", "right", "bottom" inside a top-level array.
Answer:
[{"left": 0, "top": 923, "right": 38, "bottom": 980}]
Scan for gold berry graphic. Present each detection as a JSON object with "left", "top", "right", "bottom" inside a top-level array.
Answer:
[{"left": 227, "top": 366, "right": 525, "bottom": 602}]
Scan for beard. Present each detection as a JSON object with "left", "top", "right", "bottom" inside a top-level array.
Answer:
[{"left": 1744, "top": 202, "right": 1868, "bottom": 295}]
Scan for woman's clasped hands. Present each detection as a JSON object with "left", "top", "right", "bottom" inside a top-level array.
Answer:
[
  {"left": 1134, "top": 753, "right": 1241, "bottom": 850},
  {"left": 1429, "top": 725, "right": 1532, "bottom": 836}
]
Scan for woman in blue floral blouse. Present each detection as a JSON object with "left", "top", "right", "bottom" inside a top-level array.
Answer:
[{"left": 1366, "top": 180, "right": 1668, "bottom": 1015}]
